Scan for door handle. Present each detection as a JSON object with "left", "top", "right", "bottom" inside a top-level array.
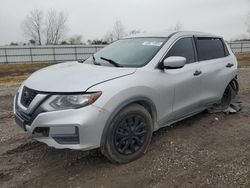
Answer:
[
  {"left": 193, "top": 70, "right": 202, "bottom": 76},
  {"left": 226, "top": 63, "right": 234, "bottom": 68}
]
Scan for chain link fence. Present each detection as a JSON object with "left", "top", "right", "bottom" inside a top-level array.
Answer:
[
  {"left": 0, "top": 45, "right": 105, "bottom": 64},
  {"left": 228, "top": 41, "right": 250, "bottom": 54}
]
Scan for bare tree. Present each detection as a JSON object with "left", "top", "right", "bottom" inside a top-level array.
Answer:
[
  {"left": 165, "top": 21, "right": 183, "bottom": 32},
  {"left": 103, "top": 20, "right": 127, "bottom": 42},
  {"left": 113, "top": 20, "right": 126, "bottom": 40},
  {"left": 128, "top": 29, "right": 141, "bottom": 36},
  {"left": 103, "top": 30, "right": 115, "bottom": 42},
  {"left": 69, "top": 35, "right": 83, "bottom": 45},
  {"left": 231, "top": 34, "right": 248, "bottom": 42},
  {"left": 45, "top": 10, "right": 68, "bottom": 45},
  {"left": 173, "top": 21, "right": 183, "bottom": 31},
  {"left": 21, "top": 9, "right": 43, "bottom": 45}
]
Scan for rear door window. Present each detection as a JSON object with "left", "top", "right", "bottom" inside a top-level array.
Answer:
[{"left": 196, "top": 37, "right": 227, "bottom": 61}]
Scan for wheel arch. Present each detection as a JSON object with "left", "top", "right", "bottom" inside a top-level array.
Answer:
[
  {"left": 221, "top": 76, "right": 239, "bottom": 99},
  {"left": 100, "top": 96, "right": 157, "bottom": 147}
]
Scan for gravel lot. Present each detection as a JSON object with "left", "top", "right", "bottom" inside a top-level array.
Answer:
[{"left": 0, "top": 68, "right": 250, "bottom": 188}]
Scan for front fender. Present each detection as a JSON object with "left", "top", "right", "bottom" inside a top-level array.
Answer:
[
  {"left": 98, "top": 95, "right": 158, "bottom": 147},
  {"left": 87, "top": 76, "right": 162, "bottom": 146}
]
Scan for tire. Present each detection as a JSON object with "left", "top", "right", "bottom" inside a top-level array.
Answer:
[
  {"left": 219, "top": 84, "right": 234, "bottom": 110},
  {"left": 101, "top": 104, "right": 153, "bottom": 164}
]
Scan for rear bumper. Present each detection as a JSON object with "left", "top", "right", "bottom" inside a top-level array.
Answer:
[{"left": 14, "top": 95, "right": 111, "bottom": 150}]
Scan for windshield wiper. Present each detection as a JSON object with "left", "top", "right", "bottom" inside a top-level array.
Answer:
[
  {"left": 100, "top": 57, "right": 123, "bottom": 67},
  {"left": 92, "top": 55, "right": 101, "bottom": 65}
]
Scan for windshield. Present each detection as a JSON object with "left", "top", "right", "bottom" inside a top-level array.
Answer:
[{"left": 85, "top": 37, "right": 167, "bottom": 67}]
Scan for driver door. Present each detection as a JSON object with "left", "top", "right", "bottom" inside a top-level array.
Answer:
[{"left": 159, "top": 37, "right": 202, "bottom": 124}]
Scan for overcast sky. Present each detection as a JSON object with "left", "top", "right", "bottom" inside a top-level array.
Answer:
[{"left": 0, "top": 0, "right": 249, "bottom": 45}]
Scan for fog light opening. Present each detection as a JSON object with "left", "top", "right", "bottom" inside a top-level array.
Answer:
[
  {"left": 33, "top": 127, "right": 50, "bottom": 137},
  {"left": 52, "top": 127, "right": 79, "bottom": 145}
]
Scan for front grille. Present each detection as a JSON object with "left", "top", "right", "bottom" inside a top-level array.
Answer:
[
  {"left": 15, "top": 93, "right": 32, "bottom": 123},
  {"left": 15, "top": 93, "right": 45, "bottom": 126},
  {"left": 21, "top": 86, "right": 38, "bottom": 108}
]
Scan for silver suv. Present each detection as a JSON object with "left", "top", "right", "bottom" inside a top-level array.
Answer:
[{"left": 14, "top": 31, "right": 238, "bottom": 163}]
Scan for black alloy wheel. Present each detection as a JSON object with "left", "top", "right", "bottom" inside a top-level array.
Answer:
[
  {"left": 114, "top": 114, "right": 147, "bottom": 155},
  {"left": 102, "top": 104, "right": 153, "bottom": 164}
]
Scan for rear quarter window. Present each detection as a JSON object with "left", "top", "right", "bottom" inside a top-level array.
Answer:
[{"left": 196, "top": 37, "right": 227, "bottom": 61}]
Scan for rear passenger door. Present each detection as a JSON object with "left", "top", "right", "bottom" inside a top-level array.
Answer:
[{"left": 195, "top": 37, "right": 232, "bottom": 106}]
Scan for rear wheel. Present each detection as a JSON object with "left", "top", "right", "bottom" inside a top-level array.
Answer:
[
  {"left": 219, "top": 84, "right": 234, "bottom": 110},
  {"left": 102, "top": 104, "right": 153, "bottom": 164}
]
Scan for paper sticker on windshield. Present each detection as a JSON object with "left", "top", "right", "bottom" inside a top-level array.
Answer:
[{"left": 142, "top": 41, "right": 163, "bottom": 46}]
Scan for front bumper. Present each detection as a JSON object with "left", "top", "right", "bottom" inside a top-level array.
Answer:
[{"left": 14, "top": 95, "right": 110, "bottom": 150}]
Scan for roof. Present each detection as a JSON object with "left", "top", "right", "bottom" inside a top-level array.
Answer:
[{"left": 125, "top": 30, "right": 221, "bottom": 39}]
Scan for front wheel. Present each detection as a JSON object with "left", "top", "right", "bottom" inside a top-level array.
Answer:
[{"left": 101, "top": 104, "right": 153, "bottom": 164}]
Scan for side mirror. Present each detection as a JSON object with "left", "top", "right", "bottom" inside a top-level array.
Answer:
[{"left": 161, "top": 56, "right": 186, "bottom": 69}]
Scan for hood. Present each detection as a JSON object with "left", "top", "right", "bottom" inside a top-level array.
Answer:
[{"left": 24, "top": 62, "right": 136, "bottom": 92}]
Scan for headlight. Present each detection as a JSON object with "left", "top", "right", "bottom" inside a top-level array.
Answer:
[{"left": 41, "top": 92, "right": 102, "bottom": 111}]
